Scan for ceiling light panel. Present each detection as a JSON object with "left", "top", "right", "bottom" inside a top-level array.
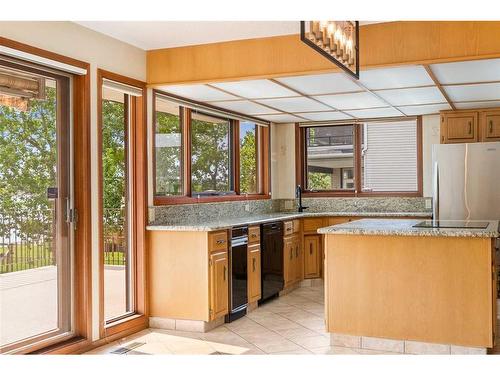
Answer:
[
  {"left": 275, "top": 73, "right": 361, "bottom": 95},
  {"left": 443, "top": 83, "right": 500, "bottom": 102},
  {"left": 430, "top": 58, "right": 500, "bottom": 85},
  {"left": 158, "top": 84, "right": 238, "bottom": 101},
  {"left": 208, "top": 100, "right": 278, "bottom": 115},
  {"left": 295, "top": 111, "right": 353, "bottom": 121},
  {"left": 257, "top": 113, "right": 304, "bottom": 123},
  {"left": 314, "top": 92, "right": 386, "bottom": 110},
  {"left": 453, "top": 100, "right": 500, "bottom": 110},
  {"left": 256, "top": 96, "right": 331, "bottom": 112},
  {"left": 346, "top": 107, "right": 402, "bottom": 118},
  {"left": 359, "top": 65, "right": 434, "bottom": 90},
  {"left": 210, "top": 79, "right": 297, "bottom": 99},
  {"left": 397, "top": 103, "right": 451, "bottom": 116},
  {"left": 376, "top": 86, "right": 446, "bottom": 106}
]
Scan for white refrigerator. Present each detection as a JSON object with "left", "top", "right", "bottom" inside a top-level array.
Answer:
[{"left": 432, "top": 141, "right": 500, "bottom": 221}]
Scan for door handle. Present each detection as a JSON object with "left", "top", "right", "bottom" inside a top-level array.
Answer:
[
  {"left": 310, "top": 243, "right": 313, "bottom": 255},
  {"left": 290, "top": 248, "right": 293, "bottom": 260},
  {"left": 490, "top": 120, "right": 493, "bottom": 134},
  {"left": 223, "top": 265, "right": 227, "bottom": 281},
  {"left": 295, "top": 246, "right": 299, "bottom": 257},
  {"left": 468, "top": 121, "right": 472, "bottom": 134},
  {"left": 253, "top": 258, "right": 256, "bottom": 272}
]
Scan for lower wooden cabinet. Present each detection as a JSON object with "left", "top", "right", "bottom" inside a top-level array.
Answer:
[
  {"left": 304, "top": 234, "right": 321, "bottom": 279},
  {"left": 284, "top": 233, "right": 303, "bottom": 288},
  {"left": 209, "top": 250, "right": 229, "bottom": 320},
  {"left": 248, "top": 244, "right": 261, "bottom": 303}
]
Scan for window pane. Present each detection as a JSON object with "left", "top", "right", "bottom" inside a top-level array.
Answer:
[
  {"left": 240, "top": 121, "right": 259, "bottom": 194},
  {"left": 155, "top": 98, "right": 182, "bottom": 196},
  {"left": 361, "top": 120, "right": 418, "bottom": 192},
  {"left": 101, "top": 88, "right": 133, "bottom": 321},
  {"left": 191, "top": 112, "right": 231, "bottom": 194},
  {"left": 306, "top": 125, "right": 355, "bottom": 190}
]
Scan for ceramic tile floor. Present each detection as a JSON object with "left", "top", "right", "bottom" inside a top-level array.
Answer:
[{"left": 85, "top": 285, "right": 500, "bottom": 355}]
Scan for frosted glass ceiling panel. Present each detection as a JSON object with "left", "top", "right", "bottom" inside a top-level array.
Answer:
[
  {"left": 314, "top": 92, "right": 386, "bottom": 110},
  {"left": 376, "top": 87, "right": 446, "bottom": 106},
  {"left": 430, "top": 58, "right": 500, "bottom": 85},
  {"left": 256, "top": 96, "right": 330, "bottom": 112},
  {"left": 211, "top": 79, "right": 297, "bottom": 99},
  {"left": 158, "top": 84, "right": 238, "bottom": 101},
  {"left": 444, "top": 83, "right": 500, "bottom": 102},
  {"left": 275, "top": 73, "right": 361, "bottom": 95},
  {"left": 346, "top": 107, "right": 402, "bottom": 118},
  {"left": 360, "top": 66, "right": 434, "bottom": 89},
  {"left": 209, "top": 100, "right": 277, "bottom": 115},
  {"left": 397, "top": 103, "right": 451, "bottom": 116},
  {"left": 454, "top": 101, "right": 500, "bottom": 109},
  {"left": 295, "top": 111, "right": 353, "bottom": 121},
  {"left": 257, "top": 113, "right": 304, "bottom": 123}
]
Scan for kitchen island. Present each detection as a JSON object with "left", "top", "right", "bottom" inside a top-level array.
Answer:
[{"left": 318, "top": 219, "right": 499, "bottom": 354}]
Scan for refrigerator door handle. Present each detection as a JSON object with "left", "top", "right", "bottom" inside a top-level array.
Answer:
[{"left": 432, "top": 161, "right": 439, "bottom": 223}]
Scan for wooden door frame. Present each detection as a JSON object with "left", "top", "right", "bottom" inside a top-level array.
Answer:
[
  {"left": 0, "top": 36, "right": 92, "bottom": 354},
  {"left": 97, "top": 69, "right": 148, "bottom": 339}
]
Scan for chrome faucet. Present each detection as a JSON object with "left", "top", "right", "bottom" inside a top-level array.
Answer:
[{"left": 295, "top": 185, "right": 309, "bottom": 213}]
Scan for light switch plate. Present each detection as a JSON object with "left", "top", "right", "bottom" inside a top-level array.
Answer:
[{"left": 425, "top": 198, "right": 432, "bottom": 209}]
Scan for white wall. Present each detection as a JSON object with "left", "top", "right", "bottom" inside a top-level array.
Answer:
[
  {"left": 0, "top": 21, "right": 146, "bottom": 341},
  {"left": 271, "top": 122, "right": 296, "bottom": 199},
  {"left": 270, "top": 116, "right": 441, "bottom": 199}
]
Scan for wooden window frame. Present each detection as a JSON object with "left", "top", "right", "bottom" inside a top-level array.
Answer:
[
  {"left": 296, "top": 116, "right": 423, "bottom": 198},
  {"left": 0, "top": 37, "right": 92, "bottom": 354},
  {"left": 97, "top": 69, "right": 148, "bottom": 339},
  {"left": 152, "top": 90, "right": 271, "bottom": 205}
]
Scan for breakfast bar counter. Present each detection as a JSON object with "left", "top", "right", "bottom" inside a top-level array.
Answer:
[{"left": 318, "top": 219, "right": 499, "bottom": 353}]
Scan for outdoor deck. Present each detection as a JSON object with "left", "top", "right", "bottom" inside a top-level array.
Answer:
[{"left": 0, "top": 266, "right": 126, "bottom": 346}]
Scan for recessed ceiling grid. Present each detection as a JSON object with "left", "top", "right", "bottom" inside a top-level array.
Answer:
[{"left": 156, "top": 58, "right": 500, "bottom": 123}]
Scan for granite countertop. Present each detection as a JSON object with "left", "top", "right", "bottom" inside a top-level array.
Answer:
[
  {"left": 317, "top": 218, "right": 500, "bottom": 238},
  {"left": 146, "top": 211, "right": 432, "bottom": 232}
]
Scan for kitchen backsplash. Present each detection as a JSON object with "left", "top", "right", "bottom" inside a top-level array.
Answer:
[{"left": 149, "top": 197, "right": 431, "bottom": 225}]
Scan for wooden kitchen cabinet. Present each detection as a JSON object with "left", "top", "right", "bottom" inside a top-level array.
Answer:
[
  {"left": 209, "top": 249, "right": 229, "bottom": 320},
  {"left": 283, "top": 236, "right": 295, "bottom": 288},
  {"left": 440, "top": 111, "right": 478, "bottom": 143},
  {"left": 304, "top": 234, "right": 321, "bottom": 279},
  {"left": 248, "top": 243, "right": 261, "bottom": 303},
  {"left": 283, "top": 220, "right": 303, "bottom": 288},
  {"left": 481, "top": 110, "right": 500, "bottom": 141}
]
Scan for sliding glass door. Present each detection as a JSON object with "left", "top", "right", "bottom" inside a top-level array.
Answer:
[{"left": 0, "top": 59, "right": 72, "bottom": 352}]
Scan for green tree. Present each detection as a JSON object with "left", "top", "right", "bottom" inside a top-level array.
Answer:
[
  {"left": 240, "top": 129, "right": 257, "bottom": 194},
  {"left": 308, "top": 172, "right": 332, "bottom": 190},
  {"left": 0, "top": 87, "right": 56, "bottom": 242},
  {"left": 155, "top": 112, "right": 181, "bottom": 195}
]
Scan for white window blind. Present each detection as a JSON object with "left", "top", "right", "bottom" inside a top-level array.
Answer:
[{"left": 362, "top": 120, "right": 418, "bottom": 192}]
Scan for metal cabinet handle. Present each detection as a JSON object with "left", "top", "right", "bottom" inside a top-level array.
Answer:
[
  {"left": 295, "top": 245, "right": 299, "bottom": 257},
  {"left": 253, "top": 258, "right": 256, "bottom": 272},
  {"left": 468, "top": 121, "right": 472, "bottom": 134},
  {"left": 310, "top": 243, "right": 313, "bottom": 255},
  {"left": 290, "top": 248, "right": 293, "bottom": 260},
  {"left": 490, "top": 120, "right": 493, "bottom": 134},
  {"left": 251, "top": 233, "right": 257, "bottom": 238},
  {"left": 216, "top": 239, "right": 226, "bottom": 244},
  {"left": 223, "top": 265, "right": 227, "bottom": 281}
]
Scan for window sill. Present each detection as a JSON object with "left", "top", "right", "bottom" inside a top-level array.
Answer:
[
  {"left": 154, "top": 193, "right": 271, "bottom": 206},
  {"left": 303, "top": 191, "right": 422, "bottom": 198}
]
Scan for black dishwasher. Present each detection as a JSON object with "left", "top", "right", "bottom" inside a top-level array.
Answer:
[
  {"left": 225, "top": 226, "right": 248, "bottom": 322},
  {"left": 260, "top": 222, "right": 284, "bottom": 303}
]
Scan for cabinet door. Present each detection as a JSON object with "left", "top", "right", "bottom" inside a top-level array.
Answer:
[
  {"left": 441, "top": 112, "right": 478, "bottom": 143},
  {"left": 283, "top": 237, "right": 294, "bottom": 288},
  {"left": 482, "top": 112, "right": 500, "bottom": 141},
  {"left": 304, "top": 235, "right": 320, "bottom": 279},
  {"left": 209, "top": 251, "right": 228, "bottom": 320},
  {"left": 294, "top": 237, "right": 303, "bottom": 283},
  {"left": 248, "top": 244, "right": 261, "bottom": 303}
]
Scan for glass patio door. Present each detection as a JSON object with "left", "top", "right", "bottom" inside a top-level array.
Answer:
[{"left": 0, "top": 59, "right": 72, "bottom": 352}]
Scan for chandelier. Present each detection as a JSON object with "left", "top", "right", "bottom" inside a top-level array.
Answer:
[{"left": 300, "top": 21, "right": 359, "bottom": 79}]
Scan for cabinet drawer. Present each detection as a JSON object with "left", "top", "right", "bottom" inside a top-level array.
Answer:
[
  {"left": 284, "top": 221, "right": 294, "bottom": 236},
  {"left": 209, "top": 231, "right": 228, "bottom": 251},
  {"left": 303, "top": 218, "right": 324, "bottom": 232},
  {"left": 248, "top": 226, "right": 260, "bottom": 244}
]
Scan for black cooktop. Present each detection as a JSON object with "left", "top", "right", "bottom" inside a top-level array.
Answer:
[{"left": 413, "top": 220, "right": 490, "bottom": 229}]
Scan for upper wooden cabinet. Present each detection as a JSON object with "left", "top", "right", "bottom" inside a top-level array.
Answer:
[
  {"left": 441, "top": 108, "right": 500, "bottom": 143},
  {"left": 480, "top": 110, "right": 500, "bottom": 141},
  {"left": 440, "top": 111, "right": 478, "bottom": 143}
]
